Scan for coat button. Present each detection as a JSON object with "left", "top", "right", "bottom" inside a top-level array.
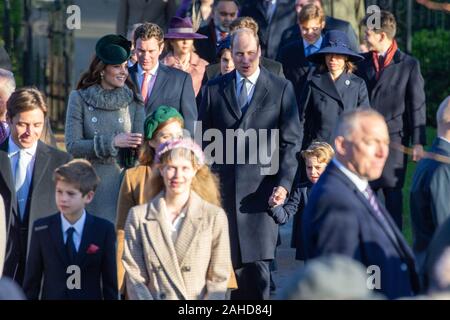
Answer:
[
  {"left": 118, "top": 117, "right": 124, "bottom": 123},
  {"left": 345, "top": 80, "right": 350, "bottom": 86},
  {"left": 91, "top": 117, "right": 97, "bottom": 123},
  {"left": 160, "top": 293, "right": 166, "bottom": 299},
  {"left": 400, "top": 263, "right": 408, "bottom": 271},
  {"left": 181, "top": 266, "right": 191, "bottom": 272},
  {"left": 88, "top": 106, "right": 93, "bottom": 111}
]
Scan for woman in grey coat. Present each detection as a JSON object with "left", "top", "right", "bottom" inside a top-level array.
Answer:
[{"left": 65, "top": 35, "right": 145, "bottom": 223}]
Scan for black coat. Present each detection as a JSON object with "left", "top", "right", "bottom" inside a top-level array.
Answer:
[
  {"left": 23, "top": 213, "right": 118, "bottom": 300},
  {"left": 0, "top": 140, "right": 72, "bottom": 283},
  {"left": 303, "top": 161, "right": 420, "bottom": 299},
  {"left": 240, "top": 0, "right": 297, "bottom": 60},
  {"left": 199, "top": 68, "right": 302, "bottom": 266},
  {"left": 356, "top": 50, "right": 427, "bottom": 188},
  {"left": 301, "top": 70, "right": 370, "bottom": 149},
  {"left": 128, "top": 63, "right": 197, "bottom": 134},
  {"left": 194, "top": 20, "right": 219, "bottom": 64},
  {"left": 410, "top": 137, "right": 450, "bottom": 276},
  {"left": 278, "top": 16, "right": 359, "bottom": 56}
]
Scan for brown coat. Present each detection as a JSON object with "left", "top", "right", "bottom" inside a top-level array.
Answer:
[{"left": 122, "top": 191, "right": 232, "bottom": 300}]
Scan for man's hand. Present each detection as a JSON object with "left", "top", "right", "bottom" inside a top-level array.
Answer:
[
  {"left": 268, "top": 186, "right": 288, "bottom": 207},
  {"left": 412, "top": 144, "right": 424, "bottom": 162}
]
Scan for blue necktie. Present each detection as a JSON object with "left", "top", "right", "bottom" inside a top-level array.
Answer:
[
  {"left": 15, "top": 150, "right": 30, "bottom": 220},
  {"left": 66, "top": 227, "right": 77, "bottom": 263},
  {"left": 238, "top": 78, "right": 249, "bottom": 115}
]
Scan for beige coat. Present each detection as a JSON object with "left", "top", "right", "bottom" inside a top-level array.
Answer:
[{"left": 122, "top": 191, "right": 232, "bottom": 300}]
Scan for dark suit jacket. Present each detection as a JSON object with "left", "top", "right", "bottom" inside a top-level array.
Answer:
[
  {"left": 23, "top": 213, "right": 118, "bottom": 300},
  {"left": 301, "top": 71, "right": 370, "bottom": 149},
  {"left": 240, "top": 0, "right": 297, "bottom": 60},
  {"left": 204, "top": 57, "right": 285, "bottom": 82},
  {"left": 129, "top": 63, "right": 197, "bottom": 134},
  {"left": 0, "top": 140, "right": 72, "bottom": 283},
  {"left": 410, "top": 137, "right": 450, "bottom": 275},
  {"left": 199, "top": 68, "right": 302, "bottom": 266},
  {"left": 278, "top": 16, "right": 359, "bottom": 56},
  {"left": 303, "top": 161, "right": 420, "bottom": 299},
  {"left": 194, "top": 20, "right": 219, "bottom": 64},
  {"left": 356, "top": 50, "right": 427, "bottom": 188}
]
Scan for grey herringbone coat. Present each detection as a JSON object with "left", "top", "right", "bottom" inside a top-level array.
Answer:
[{"left": 65, "top": 84, "right": 144, "bottom": 223}]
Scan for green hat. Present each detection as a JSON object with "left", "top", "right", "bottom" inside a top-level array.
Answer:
[
  {"left": 95, "top": 34, "right": 132, "bottom": 65},
  {"left": 144, "top": 106, "right": 184, "bottom": 140}
]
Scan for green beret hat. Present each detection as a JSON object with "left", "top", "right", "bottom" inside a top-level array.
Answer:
[
  {"left": 144, "top": 106, "right": 184, "bottom": 140},
  {"left": 95, "top": 34, "right": 132, "bottom": 65}
]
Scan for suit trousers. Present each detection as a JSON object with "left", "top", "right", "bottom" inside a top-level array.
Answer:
[
  {"left": 374, "top": 187, "right": 403, "bottom": 230},
  {"left": 231, "top": 260, "right": 271, "bottom": 300}
]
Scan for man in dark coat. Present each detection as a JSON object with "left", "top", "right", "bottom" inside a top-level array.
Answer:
[
  {"left": 410, "top": 96, "right": 450, "bottom": 279},
  {"left": 194, "top": 0, "right": 240, "bottom": 64},
  {"left": 128, "top": 22, "right": 197, "bottom": 134},
  {"left": 303, "top": 109, "right": 420, "bottom": 299},
  {"left": 240, "top": 0, "right": 297, "bottom": 60},
  {"left": 278, "top": 0, "right": 359, "bottom": 53},
  {"left": 199, "top": 29, "right": 302, "bottom": 299},
  {"left": 1, "top": 88, "right": 72, "bottom": 285},
  {"left": 355, "top": 10, "right": 427, "bottom": 230}
]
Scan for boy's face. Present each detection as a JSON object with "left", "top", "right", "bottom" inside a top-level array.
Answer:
[
  {"left": 55, "top": 180, "right": 94, "bottom": 218},
  {"left": 305, "top": 156, "right": 327, "bottom": 184}
]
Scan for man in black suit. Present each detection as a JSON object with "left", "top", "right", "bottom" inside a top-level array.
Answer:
[
  {"left": 128, "top": 22, "right": 197, "bottom": 133},
  {"left": 303, "top": 109, "right": 420, "bottom": 299},
  {"left": 410, "top": 96, "right": 450, "bottom": 279},
  {"left": 199, "top": 28, "right": 302, "bottom": 299},
  {"left": 1, "top": 88, "right": 72, "bottom": 285},
  {"left": 355, "top": 11, "right": 427, "bottom": 230},
  {"left": 194, "top": 0, "right": 240, "bottom": 64},
  {"left": 240, "top": 0, "right": 297, "bottom": 60},
  {"left": 279, "top": 0, "right": 359, "bottom": 53}
]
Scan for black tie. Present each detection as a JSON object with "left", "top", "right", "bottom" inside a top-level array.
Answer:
[{"left": 66, "top": 227, "right": 77, "bottom": 263}]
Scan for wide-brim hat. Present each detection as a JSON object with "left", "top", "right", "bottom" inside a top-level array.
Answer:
[
  {"left": 307, "top": 30, "right": 364, "bottom": 64},
  {"left": 95, "top": 34, "right": 132, "bottom": 65},
  {"left": 164, "top": 17, "right": 208, "bottom": 40}
]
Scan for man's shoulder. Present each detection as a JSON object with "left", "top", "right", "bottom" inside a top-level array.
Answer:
[
  {"left": 160, "top": 63, "right": 189, "bottom": 79},
  {"left": 39, "top": 142, "right": 72, "bottom": 162},
  {"left": 86, "top": 212, "right": 115, "bottom": 231},
  {"left": 33, "top": 213, "right": 59, "bottom": 230}
]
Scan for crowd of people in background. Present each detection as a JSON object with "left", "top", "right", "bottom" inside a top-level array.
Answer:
[{"left": 0, "top": 0, "right": 449, "bottom": 300}]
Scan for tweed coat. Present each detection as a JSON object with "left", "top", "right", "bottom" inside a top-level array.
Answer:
[
  {"left": 65, "top": 84, "right": 145, "bottom": 223},
  {"left": 123, "top": 191, "right": 232, "bottom": 300}
]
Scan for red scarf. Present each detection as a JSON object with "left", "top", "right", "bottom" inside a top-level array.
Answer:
[{"left": 372, "top": 40, "right": 398, "bottom": 80}]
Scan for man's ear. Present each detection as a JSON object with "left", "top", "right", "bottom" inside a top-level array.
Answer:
[
  {"left": 84, "top": 190, "right": 95, "bottom": 204},
  {"left": 334, "top": 136, "right": 347, "bottom": 156},
  {"left": 159, "top": 42, "right": 165, "bottom": 56}
]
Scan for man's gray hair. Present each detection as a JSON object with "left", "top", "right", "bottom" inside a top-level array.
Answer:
[
  {"left": 333, "top": 107, "right": 385, "bottom": 140},
  {"left": 0, "top": 68, "right": 16, "bottom": 97},
  {"left": 436, "top": 96, "right": 450, "bottom": 127},
  {"left": 230, "top": 27, "right": 260, "bottom": 49}
]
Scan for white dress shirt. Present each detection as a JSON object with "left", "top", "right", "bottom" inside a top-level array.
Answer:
[
  {"left": 236, "top": 67, "right": 261, "bottom": 106},
  {"left": 61, "top": 210, "right": 87, "bottom": 252}
]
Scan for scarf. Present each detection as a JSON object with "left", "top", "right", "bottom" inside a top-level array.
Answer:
[{"left": 372, "top": 39, "right": 398, "bottom": 80}]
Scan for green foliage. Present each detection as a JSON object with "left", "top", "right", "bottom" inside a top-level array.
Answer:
[{"left": 412, "top": 29, "right": 450, "bottom": 127}]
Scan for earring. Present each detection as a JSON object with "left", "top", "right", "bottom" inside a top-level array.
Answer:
[{"left": 100, "top": 72, "right": 104, "bottom": 80}]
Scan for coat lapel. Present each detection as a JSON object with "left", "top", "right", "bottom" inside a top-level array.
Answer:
[
  {"left": 31, "top": 142, "right": 50, "bottom": 195},
  {"left": 174, "top": 192, "right": 204, "bottom": 266},
  {"left": 76, "top": 213, "right": 96, "bottom": 267},
  {"left": 0, "top": 141, "right": 14, "bottom": 202},
  {"left": 143, "top": 193, "right": 188, "bottom": 298},
  {"left": 146, "top": 64, "right": 170, "bottom": 112},
  {"left": 129, "top": 63, "right": 139, "bottom": 90},
  {"left": 222, "top": 71, "right": 242, "bottom": 120},
  {"left": 311, "top": 72, "right": 342, "bottom": 104},
  {"left": 371, "top": 50, "right": 403, "bottom": 97},
  {"left": 48, "top": 214, "right": 70, "bottom": 266}
]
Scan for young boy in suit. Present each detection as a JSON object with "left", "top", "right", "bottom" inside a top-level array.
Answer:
[{"left": 23, "top": 159, "right": 118, "bottom": 300}]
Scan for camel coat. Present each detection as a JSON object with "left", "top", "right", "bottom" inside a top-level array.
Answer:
[{"left": 122, "top": 191, "right": 232, "bottom": 300}]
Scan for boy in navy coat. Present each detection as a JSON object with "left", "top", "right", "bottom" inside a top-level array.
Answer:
[{"left": 23, "top": 159, "right": 118, "bottom": 300}]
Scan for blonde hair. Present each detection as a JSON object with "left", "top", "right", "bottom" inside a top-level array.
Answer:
[
  {"left": 301, "top": 141, "right": 335, "bottom": 164},
  {"left": 150, "top": 147, "right": 222, "bottom": 206},
  {"left": 230, "top": 16, "right": 259, "bottom": 34},
  {"left": 298, "top": 3, "right": 325, "bottom": 24}
]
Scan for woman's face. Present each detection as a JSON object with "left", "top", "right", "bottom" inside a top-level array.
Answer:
[
  {"left": 160, "top": 157, "right": 197, "bottom": 197},
  {"left": 172, "top": 39, "right": 194, "bottom": 56},
  {"left": 325, "top": 54, "right": 346, "bottom": 73},
  {"left": 101, "top": 62, "right": 128, "bottom": 89},
  {"left": 305, "top": 156, "right": 328, "bottom": 184},
  {"left": 220, "top": 49, "right": 235, "bottom": 75},
  {"left": 149, "top": 120, "right": 184, "bottom": 149}
]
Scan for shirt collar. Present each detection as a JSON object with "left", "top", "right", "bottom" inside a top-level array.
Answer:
[
  {"left": 236, "top": 67, "right": 261, "bottom": 86},
  {"left": 7, "top": 136, "right": 38, "bottom": 158},
  {"left": 438, "top": 136, "right": 450, "bottom": 145},
  {"left": 138, "top": 61, "right": 159, "bottom": 76},
  {"left": 61, "top": 210, "right": 87, "bottom": 235},
  {"left": 303, "top": 36, "right": 323, "bottom": 50},
  {"left": 332, "top": 158, "right": 368, "bottom": 193}
]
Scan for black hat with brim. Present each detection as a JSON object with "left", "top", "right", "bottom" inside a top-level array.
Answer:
[
  {"left": 307, "top": 30, "right": 364, "bottom": 64},
  {"left": 95, "top": 34, "right": 132, "bottom": 65}
]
